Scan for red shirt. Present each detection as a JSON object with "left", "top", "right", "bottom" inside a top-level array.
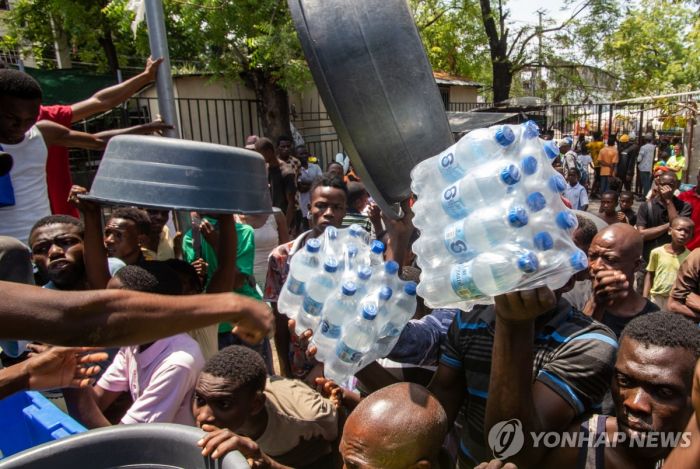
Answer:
[
  {"left": 38, "top": 105, "right": 79, "bottom": 217},
  {"left": 678, "top": 189, "right": 700, "bottom": 250}
]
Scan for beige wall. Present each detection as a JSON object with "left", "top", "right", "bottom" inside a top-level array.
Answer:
[{"left": 449, "top": 86, "right": 479, "bottom": 103}]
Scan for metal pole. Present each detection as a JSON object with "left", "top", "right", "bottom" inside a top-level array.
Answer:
[{"left": 144, "top": 0, "right": 180, "bottom": 139}]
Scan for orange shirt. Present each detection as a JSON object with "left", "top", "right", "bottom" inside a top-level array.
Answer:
[{"left": 598, "top": 146, "right": 618, "bottom": 176}]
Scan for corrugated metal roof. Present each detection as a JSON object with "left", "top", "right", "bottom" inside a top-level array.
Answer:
[{"left": 433, "top": 71, "right": 482, "bottom": 88}]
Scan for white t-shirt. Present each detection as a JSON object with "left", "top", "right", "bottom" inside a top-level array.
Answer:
[
  {"left": 298, "top": 163, "right": 323, "bottom": 218},
  {"left": 0, "top": 126, "right": 50, "bottom": 244}
]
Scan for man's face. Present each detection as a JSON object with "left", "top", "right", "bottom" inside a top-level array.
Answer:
[
  {"left": 327, "top": 163, "right": 344, "bottom": 178},
  {"left": 295, "top": 146, "right": 310, "bottom": 164},
  {"left": 588, "top": 229, "right": 639, "bottom": 281},
  {"left": 104, "top": 218, "right": 142, "bottom": 261},
  {"left": 560, "top": 143, "right": 571, "bottom": 154},
  {"left": 599, "top": 195, "right": 617, "bottom": 215},
  {"left": 619, "top": 195, "right": 634, "bottom": 211},
  {"left": 612, "top": 338, "right": 694, "bottom": 458},
  {"left": 0, "top": 96, "right": 40, "bottom": 144},
  {"left": 29, "top": 223, "right": 84, "bottom": 288},
  {"left": 146, "top": 209, "right": 169, "bottom": 236},
  {"left": 277, "top": 139, "right": 293, "bottom": 160},
  {"left": 658, "top": 174, "right": 678, "bottom": 193},
  {"left": 192, "top": 373, "right": 260, "bottom": 432},
  {"left": 310, "top": 186, "right": 347, "bottom": 235}
]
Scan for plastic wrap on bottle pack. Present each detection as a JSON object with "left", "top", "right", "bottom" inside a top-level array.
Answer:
[
  {"left": 278, "top": 224, "right": 418, "bottom": 386},
  {"left": 410, "top": 121, "right": 588, "bottom": 310}
]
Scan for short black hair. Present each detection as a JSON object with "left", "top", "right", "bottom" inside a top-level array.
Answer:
[
  {"left": 574, "top": 214, "right": 598, "bottom": 247},
  {"left": 109, "top": 207, "right": 151, "bottom": 235},
  {"left": 347, "top": 181, "right": 368, "bottom": 208},
  {"left": 621, "top": 312, "right": 700, "bottom": 359},
  {"left": 29, "top": 215, "right": 84, "bottom": 242},
  {"left": 255, "top": 137, "right": 274, "bottom": 154},
  {"left": 113, "top": 265, "right": 160, "bottom": 293},
  {"left": 114, "top": 262, "right": 182, "bottom": 295},
  {"left": 568, "top": 168, "right": 580, "bottom": 177},
  {"left": 0, "top": 69, "right": 42, "bottom": 100},
  {"left": 326, "top": 161, "right": 343, "bottom": 172},
  {"left": 601, "top": 190, "right": 619, "bottom": 200},
  {"left": 164, "top": 258, "right": 203, "bottom": 293},
  {"left": 311, "top": 172, "right": 348, "bottom": 198},
  {"left": 277, "top": 135, "right": 293, "bottom": 145},
  {"left": 202, "top": 345, "right": 267, "bottom": 394},
  {"left": 619, "top": 191, "right": 635, "bottom": 200}
]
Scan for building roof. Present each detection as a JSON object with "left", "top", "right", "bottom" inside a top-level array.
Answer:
[{"left": 433, "top": 71, "right": 482, "bottom": 88}]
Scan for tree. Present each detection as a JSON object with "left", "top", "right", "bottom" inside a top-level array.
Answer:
[{"left": 601, "top": 0, "right": 700, "bottom": 98}]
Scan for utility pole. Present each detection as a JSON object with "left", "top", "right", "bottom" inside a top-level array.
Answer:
[{"left": 536, "top": 8, "right": 546, "bottom": 100}]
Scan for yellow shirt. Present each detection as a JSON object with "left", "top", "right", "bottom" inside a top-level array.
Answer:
[{"left": 588, "top": 141, "right": 604, "bottom": 167}]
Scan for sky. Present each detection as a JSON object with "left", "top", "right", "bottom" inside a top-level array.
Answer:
[{"left": 507, "top": 0, "right": 579, "bottom": 26}]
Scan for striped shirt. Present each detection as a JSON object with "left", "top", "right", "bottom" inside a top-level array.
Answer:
[{"left": 441, "top": 298, "right": 617, "bottom": 466}]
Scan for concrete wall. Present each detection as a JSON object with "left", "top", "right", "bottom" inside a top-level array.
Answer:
[{"left": 449, "top": 86, "right": 479, "bottom": 103}]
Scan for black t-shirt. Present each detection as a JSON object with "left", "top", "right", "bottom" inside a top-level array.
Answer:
[
  {"left": 601, "top": 299, "right": 659, "bottom": 338},
  {"left": 268, "top": 166, "right": 296, "bottom": 213},
  {"left": 636, "top": 197, "right": 692, "bottom": 261},
  {"left": 621, "top": 208, "right": 637, "bottom": 226}
]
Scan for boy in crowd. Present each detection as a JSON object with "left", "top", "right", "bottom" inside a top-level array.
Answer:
[
  {"left": 195, "top": 345, "right": 337, "bottom": 468},
  {"left": 63, "top": 264, "right": 205, "bottom": 428},
  {"left": 563, "top": 168, "right": 588, "bottom": 211},
  {"left": 141, "top": 209, "right": 178, "bottom": 261},
  {"left": 619, "top": 191, "right": 637, "bottom": 226},
  {"left": 597, "top": 191, "right": 627, "bottom": 225},
  {"left": 104, "top": 207, "right": 152, "bottom": 266},
  {"left": 295, "top": 144, "right": 322, "bottom": 232},
  {"left": 644, "top": 217, "right": 694, "bottom": 309},
  {"left": 0, "top": 69, "right": 169, "bottom": 244}
]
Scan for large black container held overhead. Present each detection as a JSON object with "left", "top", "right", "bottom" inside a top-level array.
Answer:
[
  {"left": 288, "top": 0, "right": 455, "bottom": 218},
  {"left": 0, "top": 423, "right": 248, "bottom": 468},
  {"left": 81, "top": 135, "right": 273, "bottom": 215}
]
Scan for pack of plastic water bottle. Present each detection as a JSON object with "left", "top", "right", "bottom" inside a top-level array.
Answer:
[
  {"left": 277, "top": 225, "right": 418, "bottom": 386},
  {"left": 411, "top": 121, "right": 588, "bottom": 310}
]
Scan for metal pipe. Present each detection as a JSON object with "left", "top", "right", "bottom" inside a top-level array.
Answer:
[{"left": 144, "top": 0, "right": 180, "bottom": 139}]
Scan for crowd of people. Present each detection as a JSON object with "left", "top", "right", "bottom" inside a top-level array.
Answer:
[{"left": 3, "top": 58, "right": 700, "bottom": 469}]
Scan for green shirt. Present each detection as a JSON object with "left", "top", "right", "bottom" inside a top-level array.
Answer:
[{"left": 182, "top": 219, "right": 261, "bottom": 333}]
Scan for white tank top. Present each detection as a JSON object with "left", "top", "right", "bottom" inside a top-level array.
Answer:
[
  {"left": 0, "top": 126, "right": 50, "bottom": 244},
  {"left": 253, "top": 212, "right": 281, "bottom": 286}
]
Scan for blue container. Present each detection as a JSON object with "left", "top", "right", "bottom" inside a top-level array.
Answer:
[{"left": 0, "top": 391, "right": 85, "bottom": 459}]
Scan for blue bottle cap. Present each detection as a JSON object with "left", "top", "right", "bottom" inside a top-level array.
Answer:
[
  {"left": 495, "top": 125, "right": 516, "bottom": 147},
  {"left": 522, "top": 120, "right": 540, "bottom": 139},
  {"left": 525, "top": 192, "right": 546, "bottom": 212},
  {"left": 548, "top": 174, "right": 567, "bottom": 193},
  {"left": 499, "top": 164, "right": 521, "bottom": 186},
  {"left": 306, "top": 238, "right": 321, "bottom": 253},
  {"left": 324, "top": 258, "right": 339, "bottom": 272},
  {"left": 521, "top": 155, "right": 538, "bottom": 175},
  {"left": 358, "top": 266, "right": 372, "bottom": 280},
  {"left": 507, "top": 207, "right": 529, "bottom": 228},
  {"left": 347, "top": 245, "right": 359, "bottom": 258},
  {"left": 349, "top": 224, "right": 364, "bottom": 237},
  {"left": 517, "top": 251, "right": 539, "bottom": 273},
  {"left": 384, "top": 260, "right": 399, "bottom": 275},
  {"left": 325, "top": 226, "right": 338, "bottom": 240},
  {"left": 569, "top": 250, "right": 589, "bottom": 271},
  {"left": 379, "top": 286, "right": 393, "bottom": 301},
  {"left": 556, "top": 211, "right": 578, "bottom": 230},
  {"left": 543, "top": 140, "right": 560, "bottom": 159},
  {"left": 362, "top": 303, "right": 377, "bottom": 319},
  {"left": 370, "top": 239, "right": 385, "bottom": 254},
  {"left": 342, "top": 281, "right": 357, "bottom": 296},
  {"left": 404, "top": 281, "right": 417, "bottom": 296},
  {"left": 533, "top": 231, "right": 554, "bottom": 251}
]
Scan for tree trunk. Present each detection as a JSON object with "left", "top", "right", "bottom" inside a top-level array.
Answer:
[
  {"left": 492, "top": 60, "right": 513, "bottom": 103},
  {"left": 97, "top": 26, "right": 119, "bottom": 78},
  {"left": 244, "top": 69, "right": 291, "bottom": 144}
]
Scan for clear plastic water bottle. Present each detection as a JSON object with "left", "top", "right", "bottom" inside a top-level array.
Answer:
[
  {"left": 375, "top": 282, "right": 417, "bottom": 358},
  {"left": 369, "top": 240, "right": 385, "bottom": 266},
  {"left": 375, "top": 286, "right": 394, "bottom": 323},
  {"left": 375, "top": 260, "right": 400, "bottom": 292},
  {"left": 347, "top": 224, "right": 369, "bottom": 248},
  {"left": 355, "top": 265, "right": 373, "bottom": 297},
  {"left": 416, "top": 261, "right": 487, "bottom": 307},
  {"left": 296, "top": 258, "right": 339, "bottom": 335},
  {"left": 312, "top": 281, "right": 358, "bottom": 363},
  {"left": 324, "top": 303, "right": 379, "bottom": 385},
  {"left": 471, "top": 246, "right": 540, "bottom": 296},
  {"left": 457, "top": 204, "right": 530, "bottom": 251},
  {"left": 537, "top": 248, "right": 589, "bottom": 290},
  {"left": 323, "top": 226, "right": 342, "bottom": 258},
  {"left": 340, "top": 245, "right": 359, "bottom": 279},
  {"left": 411, "top": 125, "right": 518, "bottom": 195},
  {"left": 277, "top": 238, "right": 322, "bottom": 320}
]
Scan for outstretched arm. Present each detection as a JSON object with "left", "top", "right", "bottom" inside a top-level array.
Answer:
[
  {"left": 0, "top": 282, "right": 273, "bottom": 347},
  {"left": 70, "top": 57, "right": 163, "bottom": 122}
]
